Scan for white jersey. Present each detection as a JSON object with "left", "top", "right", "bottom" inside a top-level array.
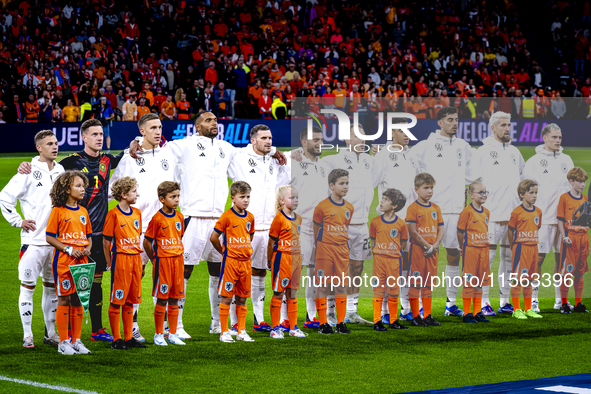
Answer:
[
  {"left": 0, "top": 156, "right": 64, "bottom": 246},
  {"left": 110, "top": 146, "right": 180, "bottom": 232},
  {"left": 228, "top": 144, "right": 283, "bottom": 230},
  {"left": 408, "top": 130, "right": 473, "bottom": 214},
  {"left": 164, "top": 135, "right": 240, "bottom": 218},
  {"left": 374, "top": 144, "right": 419, "bottom": 219},
  {"left": 522, "top": 145, "right": 574, "bottom": 224},
  {"left": 318, "top": 150, "right": 376, "bottom": 225},
  {"left": 287, "top": 148, "right": 324, "bottom": 234},
  {"left": 472, "top": 135, "right": 525, "bottom": 222}
]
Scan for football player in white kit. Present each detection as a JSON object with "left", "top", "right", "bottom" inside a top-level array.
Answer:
[
  {"left": 523, "top": 124, "right": 574, "bottom": 311},
  {"left": 111, "top": 113, "right": 180, "bottom": 340},
  {"left": 471, "top": 112, "right": 525, "bottom": 315},
  {"left": 409, "top": 107, "right": 473, "bottom": 317},
  {"left": 228, "top": 125, "right": 287, "bottom": 332},
  {"left": 318, "top": 125, "right": 378, "bottom": 325},
  {"left": 373, "top": 117, "right": 419, "bottom": 322},
  {"left": 0, "top": 130, "right": 64, "bottom": 347}
]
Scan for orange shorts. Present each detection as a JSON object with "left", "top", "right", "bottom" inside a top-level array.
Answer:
[
  {"left": 372, "top": 254, "right": 401, "bottom": 297},
  {"left": 153, "top": 255, "right": 185, "bottom": 299},
  {"left": 511, "top": 244, "right": 538, "bottom": 282},
  {"left": 218, "top": 256, "right": 251, "bottom": 298},
  {"left": 110, "top": 253, "right": 143, "bottom": 305},
  {"left": 52, "top": 248, "right": 88, "bottom": 297},
  {"left": 408, "top": 243, "right": 438, "bottom": 288},
  {"left": 559, "top": 234, "right": 589, "bottom": 277},
  {"left": 271, "top": 252, "right": 303, "bottom": 293},
  {"left": 461, "top": 246, "right": 491, "bottom": 287},
  {"left": 315, "top": 241, "right": 349, "bottom": 280}
]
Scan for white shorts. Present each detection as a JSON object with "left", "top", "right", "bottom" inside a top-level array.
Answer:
[
  {"left": 441, "top": 214, "right": 460, "bottom": 250},
  {"left": 300, "top": 231, "right": 315, "bottom": 267},
  {"left": 348, "top": 224, "right": 371, "bottom": 261},
  {"left": 182, "top": 218, "right": 222, "bottom": 265},
  {"left": 538, "top": 224, "right": 561, "bottom": 254},
  {"left": 251, "top": 230, "right": 269, "bottom": 270},
  {"left": 19, "top": 245, "right": 54, "bottom": 284},
  {"left": 488, "top": 222, "right": 510, "bottom": 246}
]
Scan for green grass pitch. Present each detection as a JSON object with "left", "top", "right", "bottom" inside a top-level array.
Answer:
[{"left": 0, "top": 147, "right": 590, "bottom": 394}]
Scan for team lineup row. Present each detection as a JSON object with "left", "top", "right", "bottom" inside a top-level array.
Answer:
[{"left": 0, "top": 106, "right": 588, "bottom": 351}]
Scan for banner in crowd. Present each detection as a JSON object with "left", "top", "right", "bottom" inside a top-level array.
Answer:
[{"left": 1, "top": 118, "right": 591, "bottom": 153}]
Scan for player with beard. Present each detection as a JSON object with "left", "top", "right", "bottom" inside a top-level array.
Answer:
[{"left": 471, "top": 112, "right": 525, "bottom": 315}]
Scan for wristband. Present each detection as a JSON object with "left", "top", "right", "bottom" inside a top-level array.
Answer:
[{"left": 64, "top": 246, "right": 73, "bottom": 256}]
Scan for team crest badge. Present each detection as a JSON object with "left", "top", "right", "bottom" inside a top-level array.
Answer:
[
  {"left": 490, "top": 151, "right": 498, "bottom": 159},
  {"left": 465, "top": 273, "right": 473, "bottom": 282},
  {"left": 24, "top": 269, "right": 32, "bottom": 279},
  {"left": 219, "top": 148, "right": 225, "bottom": 158},
  {"left": 431, "top": 211, "right": 437, "bottom": 220},
  {"left": 371, "top": 277, "right": 379, "bottom": 287},
  {"left": 281, "top": 278, "right": 289, "bottom": 287},
  {"left": 175, "top": 221, "right": 181, "bottom": 231},
  {"left": 269, "top": 164, "right": 273, "bottom": 174},
  {"left": 161, "top": 159, "right": 169, "bottom": 171},
  {"left": 317, "top": 269, "right": 324, "bottom": 278},
  {"left": 225, "top": 282, "right": 233, "bottom": 292},
  {"left": 160, "top": 284, "right": 169, "bottom": 294},
  {"left": 297, "top": 224, "right": 301, "bottom": 234},
  {"left": 80, "top": 215, "right": 87, "bottom": 225},
  {"left": 390, "top": 228, "right": 398, "bottom": 238},
  {"left": 389, "top": 153, "right": 397, "bottom": 161},
  {"left": 534, "top": 216, "right": 539, "bottom": 225},
  {"left": 521, "top": 268, "right": 528, "bottom": 276},
  {"left": 345, "top": 210, "right": 351, "bottom": 220},
  {"left": 134, "top": 219, "right": 140, "bottom": 229},
  {"left": 77, "top": 276, "right": 90, "bottom": 291},
  {"left": 183, "top": 253, "right": 190, "bottom": 261},
  {"left": 33, "top": 171, "right": 42, "bottom": 180},
  {"left": 409, "top": 158, "right": 416, "bottom": 168},
  {"left": 115, "top": 289, "right": 124, "bottom": 300},
  {"left": 62, "top": 279, "right": 71, "bottom": 290},
  {"left": 540, "top": 159, "right": 548, "bottom": 168},
  {"left": 246, "top": 222, "right": 252, "bottom": 232},
  {"left": 567, "top": 264, "right": 574, "bottom": 273},
  {"left": 99, "top": 162, "right": 107, "bottom": 172},
  {"left": 539, "top": 242, "right": 546, "bottom": 250},
  {"left": 435, "top": 143, "right": 443, "bottom": 152},
  {"left": 248, "top": 158, "right": 257, "bottom": 167},
  {"left": 364, "top": 160, "right": 369, "bottom": 169},
  {"left": 511, "top": 154, "right": 517, "bottom": 165},
  {"left": 561, "top": 163, "right": 568, "bottom": 173},
  {"left": 485, "top": 217, "right": 489, "bottom": 225},
  {"left": 197, "top": 143, "right": 205, "bottom": 150},
  {"left": 412, "top": 271, "right": 421, "bottom": 278},
  {"left": 456, "top": 149, "right": 462, "bottom": 159},
  {"left": 320, "top": 167, "right": 325, "bottom": 177}
]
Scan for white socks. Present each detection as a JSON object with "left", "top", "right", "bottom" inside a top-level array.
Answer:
[
  {"left": 133, "top": 304, "right": 139, "bottom": 330},
  {"left": 499, "top": 246, "right": 512, "bottom": 306},
  {"left": 305, "top": 267, "right": 316, "bottom": 320},
  {"left": 209, "top": 275, "right": 221, "bottom": 324},
  {"left": 280, "top": 295, "right": 288, "bottom": 322},
  {"left": 19, "top": 286, "right": 34, "bottom": 337},
  {"left": 554, "top": 277, "right": 562, "bottom": 303},
  {"left": 327, "top": 294, "right": 336, "bottom": 316},
  {"left": 251, "top": 276, "right": 266, "bottom": 324},
  {"left": 400, "top": 269, "right": 410, "bottom": 312},
  {"left": 177, "top": 278, "right": 188, "bottom": 329},
  {"left": 445, "top": 265, "right": 460, "bottom": 308},
  {"left": 346, "top": 293, "right": 359, "bottom": 313},
  {"left": 42, "top": 285, "right": 57, "bottom": 337},
  {"left": 230, "top": 297, "right": 237, "bottom": 326},
  {"left": 381, "top": 295, "right": 389, "bottom": 315}
]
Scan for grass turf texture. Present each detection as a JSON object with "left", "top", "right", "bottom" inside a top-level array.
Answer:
[{"left": 0, "top": 147, "right": 589, "bottom": 394}]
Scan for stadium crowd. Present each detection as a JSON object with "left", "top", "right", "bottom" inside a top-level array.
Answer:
[{"left": 1, "top": 0, "right": 591, "bottom": 124}]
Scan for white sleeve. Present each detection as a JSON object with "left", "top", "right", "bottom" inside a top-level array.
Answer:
[
  {"left": 517, "top": 150, "right": 526, "bottom": 180},
  {"left": 522, "top": 156, "right": 537, "bottom": 182},
  {"left": 276, "top": 158, "right": 291, "bottom": 187},
  {"left": 227, "top": 154, "right": 240, "bottom": 182},
  {"left": 369, "top": 155, "right": 381, "bottom": 189},
  {"left": 164, "top": 138, "right": 184, "bottom": 161},
  {"left": 109, "top": 156, "right": 128, "bottom": 201},
  {"left": 408, "top": 141, "right": 427, "bottom": 172},
  {"left": 465, "top": 146, "right": 481, "bottom": 184},
  {"left": 0, "top": 173, "right": 28, "bottom": 228}
]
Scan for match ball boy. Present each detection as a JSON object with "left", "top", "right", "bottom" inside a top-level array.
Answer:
[
  {"left": 210, "top": 181, "right": 256, "bottom": 343},
  {"left": 369, "top": 188, "right": 409, "bottom": 331},
  {"left": 457, "top": 182, "right": 491, "bottom": 324},
  {"left": 313, "top": 169, "right": 354, "bottom": 335},
  {"left": 557, "top": 167, "right": 589, "bottom": 314},
  {"left": 103, "top": 177, "right": 146, "bottom": 350},
  {"left": 406, "top": 173, "right": 444, "bottom": 327},
  {"left": 508, "top": 179, "right": 543, "bottom": 320},
  {"left": 143, "top": 181, "right": 186, "bottom": 346}
]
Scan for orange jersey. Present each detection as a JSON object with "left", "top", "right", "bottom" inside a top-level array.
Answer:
[
  {"left": 313, "top": 197, "right": 354, "bottom": 246},
  {"left": 369, "top": 215, "right": 408, "bottom": 258},
  {"left": 46, "top": 205, "right": 93, "bottom": 247},
  {"left": 144, "top": 209, "right": 185, "bottom": 257},
  {"left": 214, "top": 207, "right": 255, "bottom": 260},
  {"left": 457, "top": 204, "right": 490, "bottom": 248},
  {"left": 508, "top": 204, "right": 542, "bottom": 245},
  {"left": 269, "top": 210, "right": 302, "bottom": 255},
  {"left": 405, "top": 201, "right": 444, "bottom": 245},
  {"left": 557, "top": 192, "right": 589, "bottom": 235},
  {"left": 103, "top": 205, "right": 143, "bottom": 254}
]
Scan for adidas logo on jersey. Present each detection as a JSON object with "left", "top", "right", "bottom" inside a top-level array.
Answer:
[
  {"left": 249, "top": 169, "right": 256, "bottom": 173},
  {"left": 139, "top": 168, "right": 146, "bottom": 173},
  {"left": 393, "top": 163, "right": 399, "bottom": 167},
  {"left": 348, "top": 166, "right": 353, "bottom": 169},
  {"left": 493, "top": 161, "right": 499, "bottom": 165},
  {"left": 543, "top": 169, "right": 548, "bottom": 173},
  {"left": 200, "top": 153, "right": 205, "bottom": 157},
  {"left": 303, "top": 171, "right": 308, "bottom": 175},
  {"left": 36, "top": 182, "right": 42, "bottom": 187},
  {"left": 437, "top": 153, "right": 442, "bottom": 158}
]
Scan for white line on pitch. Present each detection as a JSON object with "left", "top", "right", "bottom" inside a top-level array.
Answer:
[
  {"left": 535, "top": 385, "right": 591, "bottom": 393},
  {"left": 0, "top": 375, "right": 102, "bottom": 394}
]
